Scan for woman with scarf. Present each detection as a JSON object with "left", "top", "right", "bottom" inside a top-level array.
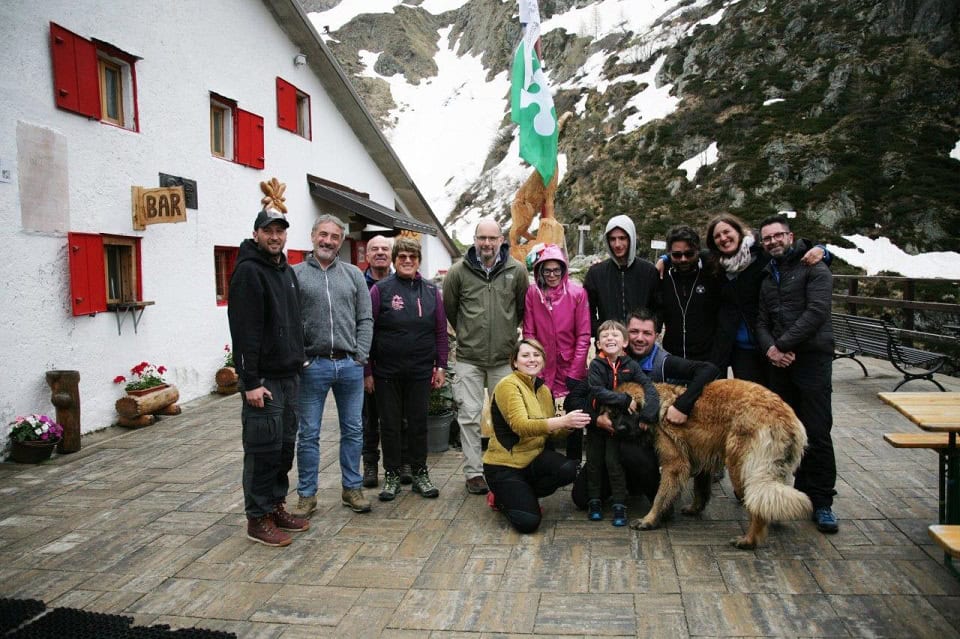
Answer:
[{"left": 521, "top": 244, "right": 592, "bottom": 462}]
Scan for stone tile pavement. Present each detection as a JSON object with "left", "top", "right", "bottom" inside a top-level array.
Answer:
[{"left": 1, "top": 357, "right": 959, "bottom": 637}]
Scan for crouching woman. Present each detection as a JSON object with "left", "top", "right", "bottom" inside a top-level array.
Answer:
[{"left": 483, "top": 339, "right": 591, "bottom": 533}]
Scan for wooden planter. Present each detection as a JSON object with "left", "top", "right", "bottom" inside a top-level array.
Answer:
[
  {"left": 9, "top": 439, "right": 59, "bottom": 463},
  {"left": 215, "top": 367, "right": 239, "bottom": 395},
  {"left": 115, "top": 384, "right": 180, "bottom": 426}
]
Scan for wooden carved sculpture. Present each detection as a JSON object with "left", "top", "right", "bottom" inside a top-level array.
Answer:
[
  {"left": 260, "top": 177, "right": 287, "bottom": 213},
  {"left": 46, "top": 370, "right": 81, "bottom": 453}
]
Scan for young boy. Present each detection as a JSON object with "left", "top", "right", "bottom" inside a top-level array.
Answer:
[{"left": 585, "top": 320, "right": 660, "bottom": 526}]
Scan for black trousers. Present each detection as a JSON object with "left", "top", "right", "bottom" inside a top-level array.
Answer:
[
  {"left": 584, "top": 428, "right": 628, "bottom": 503},
  {"left": 362, "top": 390, "right": 381, "bottom": 466},
  {"left": 374, "top": 376, "right": 429, "bottom": 473},
  {"left": 562, "top": 378, "right": 589, "bottom": 462},
  {"left": 240, "top": 375, "right": 299, "bottom": 518},
  {"left": 484, "top": 449, "right": 579, "bottom": 534},
  {"left": 571, "top": 438, "right": 661, "bottom": 509},
  {"left": 731, "top": 346, "right": 769, "bottom": 387},
  {"left": 767, "top": 351, "right": 837, "bottom": 509}
]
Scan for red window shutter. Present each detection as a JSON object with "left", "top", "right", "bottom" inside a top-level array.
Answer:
[
  {"left": 67, "top": 232, "right": 107, "bottom": 316},
  {"left": 236, "top": 109, "right": 265, "bottom": 169},
  {"left": 287, "top": 250, "right": 304, "bottom": 265},
  {"left": 50, "top": 23, "right": 101, "bottom": 119},
  {"left": 276, "top": 77, "right": 298, "bottom": 133}
]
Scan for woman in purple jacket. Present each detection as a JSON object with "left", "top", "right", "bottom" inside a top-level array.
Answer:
[{"left": 522, "top": 244, "right": 591, "bottom": 462}]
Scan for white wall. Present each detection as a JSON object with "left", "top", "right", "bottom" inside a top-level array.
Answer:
[{"left": 0, "top": 0, "right": 440, "bottom": 442}]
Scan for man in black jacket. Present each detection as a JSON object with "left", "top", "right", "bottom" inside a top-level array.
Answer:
[
  {"left": 228, "top": 209, "right": 309, "bottom": 547},
  {"left": 571, "top": 308, "right": 720, "bottom": 508},
  {"left": 755, "top": 214, "right": 838, "bottom": 534}
]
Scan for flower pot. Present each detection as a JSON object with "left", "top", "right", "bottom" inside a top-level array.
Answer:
[
  {"left": 126, "top": 383, "right": 169, "bottom": 397},
  {"left": 9, "top": 438, "right": 60, "bottom": 464},
  {"left": 426, "top": 410, "right": 455, "bottom": 453}
]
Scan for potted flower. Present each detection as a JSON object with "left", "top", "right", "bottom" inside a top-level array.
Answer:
[
  {"left": 114, "top": 361, "right": 168, "bottom": 396},
  {"left": 7, "top": 414, "right": 64, "bottom": 463},
  {"left": 216, "top": 344, "right": 239, "bottom": 394},
  {"left": 426, "top": 374, "right": 457, "bottom": 453}
]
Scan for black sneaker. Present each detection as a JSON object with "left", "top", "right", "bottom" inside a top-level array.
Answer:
[
  {"left": 379, "top": 471, "right": 401, "bottom": 501},
  {"left": 813, "top": 507, "right": 839, "bottom": 534},
  {"left": 362, "top": 464, "right": 378, "bottom": 488},
  {"left": 411, "top": 468, "right": 439, "bottom": 498},
  {"left": 399, "top": 464, "right": 413, "bottom": 485},
  {"left": 588, "top": 499, "right": 603, "bottom": 521},
  {"left": 612, "top": 503, "right": 627, "bottom": 527}
]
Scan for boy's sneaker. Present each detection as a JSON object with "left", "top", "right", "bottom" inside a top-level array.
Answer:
[
  {"left": 486, "top": 490, "right": 501, "bottom": 511},
  {"left": 341, "top": 488, "right": 372, "bottom": 513},
  {"left": 379, "top": 471, "right": 401, "bottom": 501},
  {"left": 272, "top": 502, "right": 310, "bottom": 532},
  {"left": 362, "top": 464, "right": 379, "bottom": 488},
  {"left": 247, "top": 514, "right": 292, "bottom": 547},
  {"left": 587, "top": 499, "right": 603, "bottom": 521},
  {"left": 411, "top": 468, "right": 439, "bottom": 498},
  {"left": 399, "top": 464, "right": 413, "bottom": 485},
  {"left": 612, "top": 503, "right": 627, "bottom": 527},
  {"left": 813, "top": 507, "right": 839, "bottom": 534}
]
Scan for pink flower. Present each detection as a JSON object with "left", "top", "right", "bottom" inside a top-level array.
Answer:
[{"left": 224, "top": 344, "right": 230, "bottom": 351}]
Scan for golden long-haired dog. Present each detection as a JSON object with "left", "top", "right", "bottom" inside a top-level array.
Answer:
[{"left": 610, "top": 379, "right": 812, "bottom": 549}]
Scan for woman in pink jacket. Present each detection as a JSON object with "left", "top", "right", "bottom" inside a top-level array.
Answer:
[{"left": 522, "top": 244, "right": 592, "bottom": 463}]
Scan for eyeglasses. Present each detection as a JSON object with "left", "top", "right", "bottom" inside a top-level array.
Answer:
[
  {"left": 474, "top": 235, "right": 501, "bottom": 243},
  {"left": 541, "top": 267, "right": 563, "bottom": 276},
  {"left": 670, "top": 250, "right": 697, "bottom": 260},
  {"left": 760, "top": 231, "right": 789, "bottom": 244},
  {"left": 396, "top": 253, "right": 419, "bottom": 262}
]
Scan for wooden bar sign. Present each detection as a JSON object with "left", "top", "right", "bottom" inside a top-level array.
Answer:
[{"left": 131, "top": 185, "right": 187, "bottom": 230}]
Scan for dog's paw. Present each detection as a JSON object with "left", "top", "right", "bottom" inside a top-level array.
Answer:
[
  {"left": 731, "top": 535, "right": 756, "bottom": 550},
  {"left": 630, "top": 517, "right": 658, "bottom": 531}
]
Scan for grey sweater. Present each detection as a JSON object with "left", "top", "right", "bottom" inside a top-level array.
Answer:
[{"left": 293, "top": 254, "right": 373, "bottom": 363}]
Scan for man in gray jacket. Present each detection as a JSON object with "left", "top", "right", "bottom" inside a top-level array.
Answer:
[
  {"left": 292, "top": 214, "right": 374, "bottom": 516},
  {"left": 443, "top": 218, "right": 529, "bottom": 494},
  {"left": 756, "top": 214, "right": 838, "bottom": 534}
]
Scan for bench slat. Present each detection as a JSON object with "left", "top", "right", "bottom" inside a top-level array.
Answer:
[
  {"left": 929, "top": 525, "right": 960, "bottom": 558},
  {"left": 883, "top": 433, "right": 952, "bottom": 449}
]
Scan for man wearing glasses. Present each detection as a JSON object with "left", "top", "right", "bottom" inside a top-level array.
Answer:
[
  {"left": 756, "top": 214, "right": 839, "bottom": 534},
  {"left": 657, "top": 225, "right": 723, "bottom": 364},
  {"left": 443, "top": 218, "right": 529, "bottom": 494}
]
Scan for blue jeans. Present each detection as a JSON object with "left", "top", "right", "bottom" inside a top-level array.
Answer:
[{"left": 297, "top": 357, "right": 365, "bottom": 495}]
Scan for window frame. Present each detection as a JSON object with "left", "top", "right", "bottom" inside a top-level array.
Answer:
[
  {"left": 209, "top": 94, "right": 236, "bottom": 160},
  {"left": 98, "top": 57, "right": 124, "bottom": 126},
  {"left": 102, "top": 235, "right": 141, "bottom": 305},
  {"left": 214, "top": 245, "right": 239, "bottom": 306}
]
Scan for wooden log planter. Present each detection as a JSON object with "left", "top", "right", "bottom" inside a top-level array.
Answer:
[
  {"left": 115, "top": 384, "right": 180, "bottom": 426},
  {"left": 215, "top": 366, "right": 239, "bottom": 395}
]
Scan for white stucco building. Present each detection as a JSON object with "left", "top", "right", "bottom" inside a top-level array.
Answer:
[{"left": 0, "top": 0, "right": 458, "bottom": 443}]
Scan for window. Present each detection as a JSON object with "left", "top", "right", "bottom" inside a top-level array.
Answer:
[
  {"left": 276, "top": 77, "right": 311, "bottom": 139},
  {"left": 214, "top": 246, "right": 238, "bottom": 305},
  {"left": 210, "top": 92, "right": 264, "bottom": 169},
  {"left": 50, "top": 23, "right": 139, "bottom": 131},
  {"left": 67, "top": 233, "right": 143, "bottom": 316}
]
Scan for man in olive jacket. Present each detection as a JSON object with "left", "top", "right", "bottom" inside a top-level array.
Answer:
[
  {"left": 755, "top": 214, "right": 838, "bottom": 534},
  {"left": 443, "top": 218, "right": 529, "bottom": 494}
]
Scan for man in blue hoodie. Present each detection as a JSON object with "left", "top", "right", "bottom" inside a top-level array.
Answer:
[{"left": 228, "top": 209, "right": 309, "bottom": 547}]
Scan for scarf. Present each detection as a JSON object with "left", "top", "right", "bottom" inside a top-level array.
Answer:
[{"left": 720, "top": 233, "right": 756, "bottom": 274}]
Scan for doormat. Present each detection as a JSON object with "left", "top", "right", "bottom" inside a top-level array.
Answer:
[{"left": 1, "top": 599, "right": 236, "bottom": 638}]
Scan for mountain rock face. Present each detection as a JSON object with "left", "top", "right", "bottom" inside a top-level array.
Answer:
[{"left": 311, "top": 0, "right": 959, "bottom": 255}]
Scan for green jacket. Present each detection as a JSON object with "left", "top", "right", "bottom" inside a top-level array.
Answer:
[{"left": 442, "top": 244, "right": 528, "bottom": 367}]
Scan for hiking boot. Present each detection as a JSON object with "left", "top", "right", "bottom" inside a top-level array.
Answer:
[
  {"left": 399, "top": 464, "right": 413, "bottom": 485},
  {"left": 486, "top": 490, "right": 501, "bottom": 511},
  {"left": 465, "top": 476, "right": 488, "bottom": 494},
  {"left": 247, "top": 514, "right": 292, "bottom": 547},
  {"left": 411, "top": 468, "right": 439, "bottom": 498},
  {"left": 813, "top": 507, "right": 839, "bottom": 534},
  {"left": 272, "top": 502, "right": 310, "bottom": 532},
  {"left": 379, "top": 471, "right": 401, "bottom": 501},
  {"left": 362, "top": 464, "right": 379, "bottom": 488},
  {"left": 342, "top": 487, "right": 372, "bottom": 513},
  {"left": 588, "top": 499, "right": 603, "bottom": 521},
  {"left": 612, "top": 503, "right": 627, "bottom": 527},
  {"left": 290, "top": 494, "right": 317, "bottom": 518}
]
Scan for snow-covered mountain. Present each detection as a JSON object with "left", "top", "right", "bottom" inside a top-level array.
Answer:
[{"left": 305, "top": 0, "right": 960, "bottom": 276}]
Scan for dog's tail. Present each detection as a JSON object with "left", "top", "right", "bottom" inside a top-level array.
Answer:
[{"left": 740, "top": 424, "right": 813, "bottom": 521}]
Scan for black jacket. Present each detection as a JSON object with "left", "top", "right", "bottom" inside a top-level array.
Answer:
[
  {"left": 227, "top": 239, "right": 305, "bottom": 390},
  {"left": 658, "top": 262, "right": 723, "bottom": 364},
  {"left": 756, "top": 240, "right": 835, "bottom": 355},
  {"left": 370, "top": 273, "right": 445, "bottom": 380},
  {"left": 583, "top": 258, "right": 660, "bottom": 337}
]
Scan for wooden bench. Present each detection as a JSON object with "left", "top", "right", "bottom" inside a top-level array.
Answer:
[
  {"left": 832, "top": 312, "right": 946, "bottom": 391},
  {"left": 883, "top": 433, "right": 952, "bottom": 449},
  {"left": 929, "top": 525, "right": 960, "bottom": 558}
]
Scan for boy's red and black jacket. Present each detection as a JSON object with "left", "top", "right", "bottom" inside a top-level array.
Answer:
[{"left": 586, "top": 352, "right": 660, "bottom": 424}]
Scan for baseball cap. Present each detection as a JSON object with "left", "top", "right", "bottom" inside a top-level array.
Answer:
[{"left": 254, "top": 209, "right": 289, "bottom": 230}]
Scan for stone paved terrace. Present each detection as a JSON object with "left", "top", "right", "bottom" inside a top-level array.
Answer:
[{"left": 1, "top": 357, "right": 959, "bottom": 638}]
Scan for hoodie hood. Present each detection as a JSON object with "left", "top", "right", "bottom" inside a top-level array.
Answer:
[
  {"left": 528, "top": 243, "right": 569, "bottom": 285},
  {"left": 605, "top": 215, "right": 637, "bottom": 267}
]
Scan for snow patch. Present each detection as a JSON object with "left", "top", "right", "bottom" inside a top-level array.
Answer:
[
  {"left": 677, "top": 141, "right": 718, "bottom": 181},
  {"left": 827, "top": 235, "right": 960, "bottom": 278}
]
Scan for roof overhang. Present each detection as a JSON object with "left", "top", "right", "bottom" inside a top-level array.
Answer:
[{"left": 307, "top": 176, "right": 436, "bottom": 236}]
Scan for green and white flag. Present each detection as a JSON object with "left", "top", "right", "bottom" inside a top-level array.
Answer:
[{"left": 511, "top": 40, "right": 558, "bottom": 186}]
